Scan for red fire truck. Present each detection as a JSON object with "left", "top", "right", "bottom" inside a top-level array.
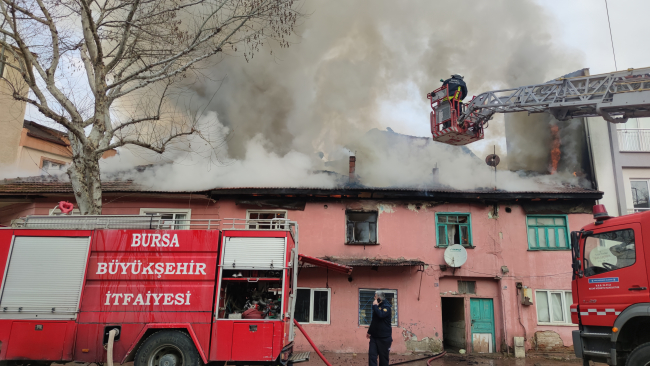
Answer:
[
  {"left": 572, "top": 206, "right": 650, "bottom": 366},
  {"left": 0, "top": 215, "right": 350, "bottom": 366}
]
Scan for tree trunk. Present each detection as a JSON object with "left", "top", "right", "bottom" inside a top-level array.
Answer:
[{"left": 67, "top": 145, "right": 103, "bottom": 215}]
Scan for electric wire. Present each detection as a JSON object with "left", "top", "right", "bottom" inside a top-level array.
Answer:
[{"left": 604, "top": 0, "right": 618, "bottom": 71}]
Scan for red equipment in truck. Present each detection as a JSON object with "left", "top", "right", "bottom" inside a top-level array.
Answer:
[{"left": 0, "top": 215, "right": 349, "bottom": 366}]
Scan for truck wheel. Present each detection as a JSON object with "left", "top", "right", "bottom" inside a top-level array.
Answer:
[
  {"left": 134, "top": 330, "right": 203, "bottom": 366},
  {"left": 627, "top": 342, "right": 650, "bottom": 366}
]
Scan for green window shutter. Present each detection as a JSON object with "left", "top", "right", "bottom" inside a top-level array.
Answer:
[{"left": 527, "top": 215, "right": 569, "bottom": 250}]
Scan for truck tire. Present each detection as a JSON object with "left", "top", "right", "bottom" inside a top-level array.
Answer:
[
  {"left": 627, "top": 342, "right": 650, "bottom": 366},
  {"left": 134, "top": 330, "right": 203, "bottom": 366}
]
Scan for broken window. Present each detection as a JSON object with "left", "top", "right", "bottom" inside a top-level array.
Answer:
[
  {"left": 247, "top": 211, "right": 287, "bottom": 229},
  {"left": 346, "top": 211, "right": 378, "bottom": 244},
  {"left": 358, "top": 289, "right": 397, "bottom": 326},
  {"left": 457, "top": 281, "right": 476, "bottom": 294},
  {"left": 436, "top": 214, "right": 471, "bottom": 247},
  {"left": 526, "top": 216, "right": 569, "bottom": 250},
  {"left": 295, "top": 288, "right": 330, "bottom": 324},
  {"left": 535, "top": 290, "right": 573, "bottom": 325}
]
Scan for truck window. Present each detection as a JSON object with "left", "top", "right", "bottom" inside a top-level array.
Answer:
[{"left": 583, "top": 229, "right": 635, "bottom": 277}]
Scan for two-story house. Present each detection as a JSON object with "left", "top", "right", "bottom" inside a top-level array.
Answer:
[{"left": 0, "top": 167, "right": 602, "bottom": 355}]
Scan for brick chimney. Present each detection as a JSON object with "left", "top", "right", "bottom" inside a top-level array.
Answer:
[{"left": 349, "top": 156, "right": 356, "bottom": 183}]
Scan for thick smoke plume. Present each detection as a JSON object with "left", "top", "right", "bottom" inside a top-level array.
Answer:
[{"left": 103, "top": 0, "right": 589, "bottom": 191}]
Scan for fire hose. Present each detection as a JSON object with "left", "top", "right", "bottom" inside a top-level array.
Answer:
[
  {"left": 293, "top": 318, "right": 333, "bottom": 366},
  {"left": 293, "top": 318, "right": 446, "bottom": 366},
  {"left": 106, "top": 328, "right": 120, "bottom": 366}
]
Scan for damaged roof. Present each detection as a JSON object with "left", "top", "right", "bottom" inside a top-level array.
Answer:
[
  {"left": 301, "top": 256, "right": 426, "bottom": 268},
  {"left": 0, "top": 174, "right": 602, "bottom": 201}
]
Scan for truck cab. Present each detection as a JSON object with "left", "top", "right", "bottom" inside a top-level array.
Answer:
[{"left": 572, "top": 206, "right": 650, "bottom": 366}]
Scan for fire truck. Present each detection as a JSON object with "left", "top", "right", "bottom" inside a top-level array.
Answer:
[
  {"left": 0, "top": 214, "right": 350, "bottom": 366},
  {"left": 428, "top": 67, "right": 650, "bottom": 145},
  {"left": 571, "top": 205, "right": 650, "bottom": 366}
]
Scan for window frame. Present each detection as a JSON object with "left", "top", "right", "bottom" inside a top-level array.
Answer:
[
  {"left": 40, "top": 157, "right": 68, "bottom": 174},
  {"left": 139, "top": 208, "right": 192, "bottom": 230},
  {"left": 345, "top": 211, "right": 379, "bottom": 245},
  {"left": 534, "top": 289, "right": 575, "bottom": 326},
  {"left": 246, "top": 210, "right": 288, "bottom": 230},
  {"left": 435, "top": 212, "right": 473, "bottom": 248},
  {"left": 358, "top": 288, "right": 398, "bottom": 327},
  {"left": 630, "top": 179, "right": 650, "bottom": 212},
  {"left": 526, "top": 215, "right": 570, "bottom": 251},
  {"left": 295, "top": 287, "right": 331, "bottom": 325}
]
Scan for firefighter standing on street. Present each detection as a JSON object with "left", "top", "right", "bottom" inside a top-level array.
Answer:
[{"left": 366, "top": 291, "right": 392, "bottom": 366}]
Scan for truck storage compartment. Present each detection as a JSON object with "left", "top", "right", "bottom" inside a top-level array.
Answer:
[{"left": 218, "top": 270, "right": 283, "bottom": 320}]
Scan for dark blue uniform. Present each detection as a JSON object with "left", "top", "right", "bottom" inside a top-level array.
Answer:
[
  {"left": 442, "top": 75, "right": 468, "bottom": 101},
  {"left": 367, "top": 300, "right": 392, "bottom": 366}
]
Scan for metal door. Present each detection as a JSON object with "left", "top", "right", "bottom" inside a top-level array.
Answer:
[
  {"left": 230, "top": 323, "right": 274, "bottom": 361},
  {"left": 0, "top": 236, "right": 91, "bottom": 319},
  {"left": 222, "top": 237, "right": 286, "bottom": 269},
  {"left": 470, "top": 298, "right": 494, "bottom": 353}
]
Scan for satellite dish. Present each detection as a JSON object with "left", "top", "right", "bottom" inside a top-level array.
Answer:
[{"left": 444, "top": 244, "right": 468, "bottom": 268}]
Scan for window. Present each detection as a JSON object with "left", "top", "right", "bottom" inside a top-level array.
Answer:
[
  {"left": 294, "top": 288, "right": 330, "bottom": 324},
  {"left": 436, "top": 213, "right": 471, "bottom": 247},
  {"left": 41, "top": 159, "right": 66, "bottom": 174},
  {"left": 535, "top": 290, "right": 574, "bottom": 325},
  {"left": 358, "top": 289, "right": 397, "bottom": 326},
  {"left": 458, "top": 281, "right": 476, "bottom": 294},
  {"left": 247, "top": 210, "right": 287, "bottom": 229},
  {"left": 346, "top": 211, "right": 378, "bottom": 244},
  {"left": 583, "top": 229, "right": 635, "bottom": 277},
  {"left": 139, "top": 208, "right": 191, "bottom": 230},
  {"left": 631, "top": 180, "right": 650, "bottom": 212},
  {"left": 526, "top": 216, "right": 569, "bottom": 250}
]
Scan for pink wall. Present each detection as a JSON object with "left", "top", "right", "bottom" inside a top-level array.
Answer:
[{"left": 0, "top": 195, "right": 595, "bottom": 354}]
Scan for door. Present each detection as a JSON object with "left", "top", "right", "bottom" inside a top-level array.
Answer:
[
  {"left": 230, "top": 323, "right": 274, "bottom": 361},
  {"left": 577, "top": 223, "right": 648, "bottom": 326},
  {"left": 470, "top": 298, "right": 494, "bottom": 353}
]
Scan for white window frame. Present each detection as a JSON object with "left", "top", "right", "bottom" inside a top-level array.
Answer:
[
  {"left": 295, "top": 287, "right": 331, "bottom": 325},
  {"left": 630, "top": 179, "right": 650, "bottom": 213},
  {"left": 358, "top": 288, "right": 398, "bottom": 327},
  {"left": 535, "top": 289, "right": 576, "bottom": 326},
  {"left": 246, "top": 210, "right": 288, "bottom": 229},
  {"left": 139, "top": 208, "right": 192, "bottom": 230}
]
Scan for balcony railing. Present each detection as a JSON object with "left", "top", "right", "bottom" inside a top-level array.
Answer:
[
  {"left": 618, "top": 129, "right": 650, "bottom": 152},
  {"left": 628, "top": 208, "right": 650, "bottom": 214}
]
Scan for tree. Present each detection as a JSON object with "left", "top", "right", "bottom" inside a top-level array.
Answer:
[{"left": 0, "top": 0, "right": 300, "bottom": 214}]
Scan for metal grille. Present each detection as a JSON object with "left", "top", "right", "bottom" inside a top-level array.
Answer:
[
  {"left": 0, "top": 236, "right": 90, "bottom": 319},
  {"left": 358, "top": 289, "right": 397, "bottom": 326},
  {"left": 222, "top": 237, "right": 286, "bottom": 269},
  {"left": 11, "top": 215, "right": 220, "bottom": 230}
]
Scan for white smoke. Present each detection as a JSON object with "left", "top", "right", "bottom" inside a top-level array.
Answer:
[{"left": 102, "top": 0, "right": 587, "bottom": 191}]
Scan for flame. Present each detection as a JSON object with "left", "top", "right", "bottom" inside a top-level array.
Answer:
[
  {"left": 549, "top": 124, "right": 561, "bottom": 174},
  {"left": 573, "top": 172, "right": 577, "bottom": 177}
]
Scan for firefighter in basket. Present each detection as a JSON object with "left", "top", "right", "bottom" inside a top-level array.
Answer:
[{"left": 433, "top": 74, "right": 468, "bottom": 129}]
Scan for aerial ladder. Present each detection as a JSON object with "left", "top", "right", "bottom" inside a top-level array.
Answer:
[{"left": 428, "top": 67, "right": 650, "bottom": 145}]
